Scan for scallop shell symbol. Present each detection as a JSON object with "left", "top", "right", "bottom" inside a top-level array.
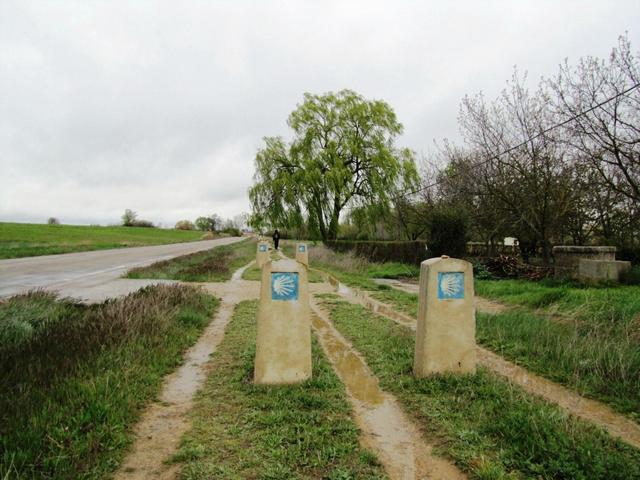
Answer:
[
  {"left": 440, "top": 273, "right": 462, "bottom": 296},
  {"left": 273, "top": 275, "right": 295, "bottom": 297}
]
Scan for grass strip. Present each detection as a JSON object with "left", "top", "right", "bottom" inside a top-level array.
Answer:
[
  {"left": 242, "top": 264, "right": 325, "bottom": 283},
  {"left": 0, "top": 222, "right": 207, "bottom": 259},
  {"left": 174, "top": 300, "right": 387, "bottom": 479},
  {"left": 282, "top": 241, "right": 418, "bottom": 290},
  {"left": 322, "top": 295, "right": 640, "bottom": 480},
  {"left": 477, "top": 310, "right": 640, "bottom": 418},
  {"left": 0, "top": 285, "right": 217, "bottom": 479},
  {"left": 369, "top": 288, "right": 419, "bottom": 317},
  {"left": 241, "top": 263, "right": 263, "bottom": 281},
  {"left": 127, "top": 238, "right": 255, "bottom": 282},
  {"left": 328, "top": 274, "right": 640, "bottom": 419},
  {"left": 475, "top": 279, "right": 640, "bottom": 335}
]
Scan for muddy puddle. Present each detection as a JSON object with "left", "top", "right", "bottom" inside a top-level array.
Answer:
[
  {"left": 310, "top": 299, "right": 465, "bottom": 480},
  {"left": 331, "top": 277, "right": 640, "bottom": 450},
  {"left": 114, "top": 262, "right": 258, "bottom": 479}
]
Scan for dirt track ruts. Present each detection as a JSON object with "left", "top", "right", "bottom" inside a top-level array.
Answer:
[{"left": 331, "top": 275, "right": 640, "bottom": 450}]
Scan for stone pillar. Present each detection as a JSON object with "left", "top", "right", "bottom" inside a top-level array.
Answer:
[
  {"left": 256, "top": 241, "right": 269, "bottom": 269},
  {"left": 295, "top": 243, "right": 308, "bottom": 267},
  {"left": 414, "top": 256, "right": 475, "bottom": 377},
  {"left": 254, "top": 259, "right": 312, "bottom": 384}
]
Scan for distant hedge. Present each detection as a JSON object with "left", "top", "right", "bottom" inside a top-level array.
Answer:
[{"left": 325, "top": 240, "right": 429, "bottom": 265}]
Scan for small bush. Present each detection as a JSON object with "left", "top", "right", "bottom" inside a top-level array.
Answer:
[
  {"left": 469, "top": 258, "right": 493, "bottom": 280},
  {"left": 121, "top": 209, "right": 154, "bottom": 228},
  {"left": 620, "top": 266, "right": 640, "bottom": 285},
  {"left": 131, "top": 219, "right": 155, "bottom": 228},
  {"left": 175, "top": 220, "right": 195, "bottom": 231},
  {"left": 221, "top": 227, "right": 242, "bottom": 237}
]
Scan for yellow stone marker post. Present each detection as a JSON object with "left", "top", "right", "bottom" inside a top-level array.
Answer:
[
  {"left": 295, "top": 243, "right": 308, "bottom": 267},
  {"left": 414, "top": 255, "right": 476, "bottom": 376},
  {"left": 254, "top": 259, "right": 312, "bottom": 384},
  {"left": 256, "top": 241, "right": 269, "bottom": 268}
]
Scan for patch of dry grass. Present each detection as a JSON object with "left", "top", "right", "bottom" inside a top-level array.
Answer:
[{"left": 0, "top": 285, "right": 217, "bottom": 478}]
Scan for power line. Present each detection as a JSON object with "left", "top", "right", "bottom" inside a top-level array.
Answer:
[{"left": 397, "top": 80, "right": 640, "bottom": 200}]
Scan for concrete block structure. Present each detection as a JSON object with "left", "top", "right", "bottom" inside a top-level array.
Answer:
[
  {"left": 295, "top": 243, "right": 308, "bottom": 267},
  {"left": 552, "top": 246, "right": 618, "bottom": 280},
  {"left": 256, "top": 241, "right": 269, "bottom": 268},
  {"left": 578, "top": 258, "right": 631, "bottom": 283},
  {"left": 414, "top": 256, "right": 476, "bottom": 377},
  {"left": 254, "top": 259, "right": 312, "bottom": 384}
]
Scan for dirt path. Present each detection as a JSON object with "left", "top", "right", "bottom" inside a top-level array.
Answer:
[
  {"left": 331, "top": 277, "right": 640, "bottom": 450},
  {"left": 113, "top": 262, "right": 259, "bottom": 480},
  {"left": 310, "top": 298, "right": 465, "bottom": 480}
]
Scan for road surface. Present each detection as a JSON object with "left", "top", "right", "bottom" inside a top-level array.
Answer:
[{"left": 0, "top": 236, "right": 244, "bottom": 302}]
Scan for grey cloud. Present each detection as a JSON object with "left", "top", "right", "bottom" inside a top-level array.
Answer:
[{"left": 1, "top": 0, "right": 639, "bottom": 226}]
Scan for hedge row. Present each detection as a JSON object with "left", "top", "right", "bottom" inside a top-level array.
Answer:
[
  {"left": 325, "top": 240, "right": 640, "bottom": 266},
  {"left": 325, "top": 240, "right": 429, "bottom": 265}
]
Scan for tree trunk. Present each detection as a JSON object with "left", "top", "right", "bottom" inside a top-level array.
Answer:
[
  {"left": 327, "top": 197, "right": 341, "bottom": 241},
  {"left": 328, "top": 212, "right": 340, "bottom": 240}
]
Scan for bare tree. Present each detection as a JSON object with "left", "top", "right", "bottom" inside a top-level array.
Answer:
[
  {"left": 550, "top": 34, "right": 640, "bottom": 202},
  {"left": 458, "top": 70, "right": 578, "bottom": 263}
]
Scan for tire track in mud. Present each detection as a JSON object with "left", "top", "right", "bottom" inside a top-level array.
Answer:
[
  {"left": 113, "top": 262, "right": 259, "bottom": 480},
  {"left": 310, "top": 298, "right": 466, "bottom": 480},
  {"left": 330, "top": 276, "right": 640, "bottom": 450}
]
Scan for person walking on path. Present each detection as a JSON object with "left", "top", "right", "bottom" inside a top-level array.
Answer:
[{"left": 272, "top": 229, "right": 280, "bottom": 250}]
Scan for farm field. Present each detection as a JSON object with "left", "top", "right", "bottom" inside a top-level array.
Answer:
[{"left": 0, "top": 222, "right": 207, "bottom": 259}]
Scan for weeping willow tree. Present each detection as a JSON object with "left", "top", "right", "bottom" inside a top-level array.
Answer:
[{"left": 249, "top": 89, "right": 418, "bottom": 242}]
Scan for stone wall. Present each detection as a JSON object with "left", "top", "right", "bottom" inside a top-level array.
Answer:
[{"left": 553, "top": 246, "right": 616, "bottom": 279}]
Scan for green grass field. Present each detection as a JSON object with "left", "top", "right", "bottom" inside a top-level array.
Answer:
[
  {"left": 174, "top": 300, "right": 387, "bottom": 479},
  {"left": 321, "top": 294, "right": 640, "bottom": 479},
  {"left": 0, "top": 222, "right": 208, "bottom": 259},
  {"left": 127, "top": 239, "right": 256, "bottom": 282},
  {"left": 0, "top": 285, "right": 217, "bottom": 478}
]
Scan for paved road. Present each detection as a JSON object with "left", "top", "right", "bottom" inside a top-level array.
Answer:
[{"left": 0, "top": 236, "right": 245, "bottom": 301}]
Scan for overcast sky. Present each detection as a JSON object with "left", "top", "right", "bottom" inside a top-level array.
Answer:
[{"left": 1, "top": 1, "right": 639, "bottom": 227}]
